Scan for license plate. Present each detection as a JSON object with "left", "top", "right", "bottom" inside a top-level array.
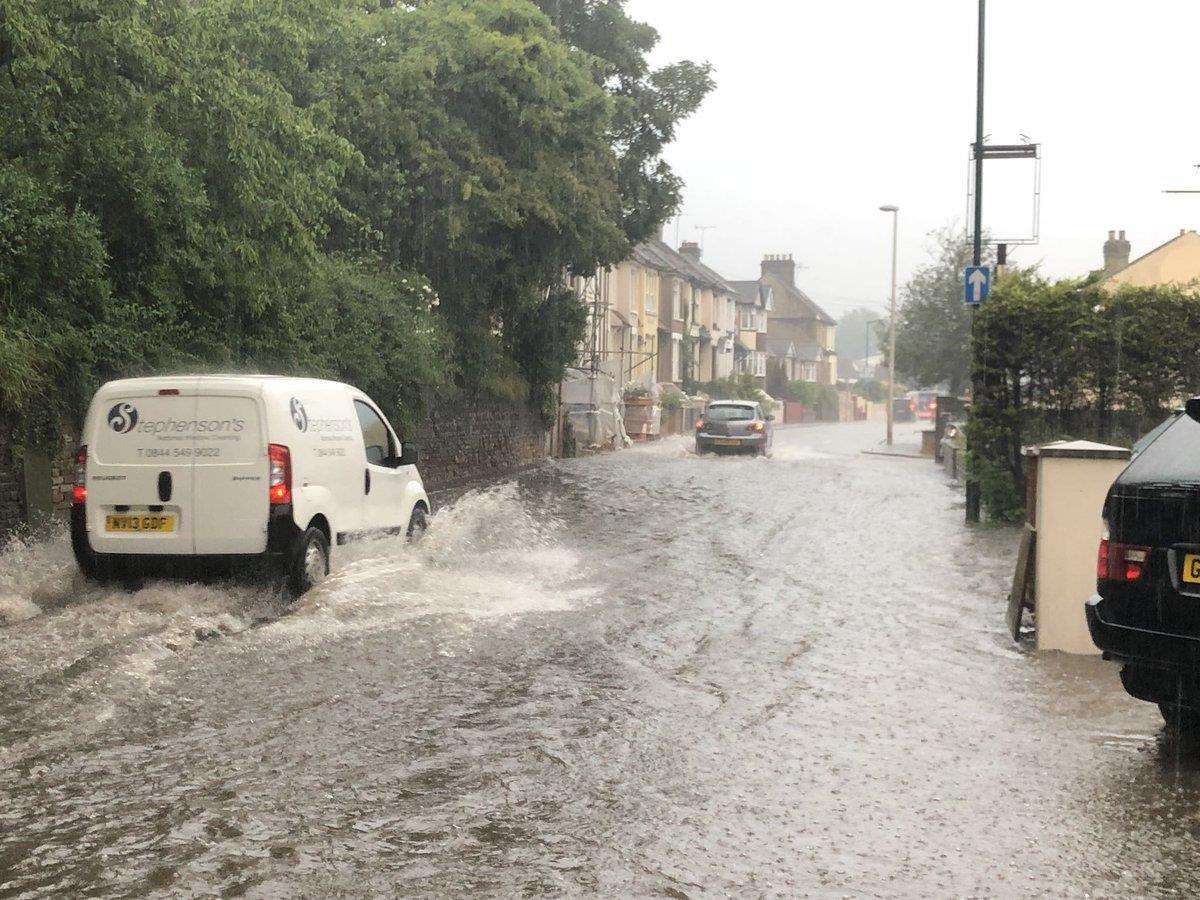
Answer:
[
  {"left": 105, "top": 514, "right": 176, "bottom": 533},
  {"left": 714, "top": 438, "right": 739, "bottom": 446},
  {"left": 1184, "top": 554, "right": 1200, "bottom": 584}
]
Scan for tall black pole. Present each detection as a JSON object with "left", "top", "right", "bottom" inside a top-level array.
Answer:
[
  {"left": 965, "top": 0, "right": 985, "bottom": 523},
  {"left": 972, "top": 0, "right": 985, "bottom": 269}
]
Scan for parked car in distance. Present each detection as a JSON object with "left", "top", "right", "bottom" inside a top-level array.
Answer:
[
  {"left": 892, "top": 397, "right": 915, "bottom": 423},
  {"left": 695, "top": 400, "right": 774, "bottom": 456},
  {"left": 906, "top": 389, "right": 939, "bottom": 421},
  {"left": 1087, "top": 397, "right": 1200, "bottom": 729},
  {"left": 71, "top": 375, "right": 429, "bottom": 596}
]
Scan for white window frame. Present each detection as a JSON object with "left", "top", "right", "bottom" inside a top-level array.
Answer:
[
  {"left": 671, "top": 335, "right": 683, "bottom": 382},
  {"left": 740, "top": 306, "right": 754, "bottom": 330},
  {"left": 645, "top": 284, "right": 655, "bottom": 315}
]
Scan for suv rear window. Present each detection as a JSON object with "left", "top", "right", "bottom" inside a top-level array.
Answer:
[
  {"left": 1119, "top": 414, "right": 1200, "bottom": 485},
  {"left": 706, "top": 405, "right": 756, "bottom": 422}
]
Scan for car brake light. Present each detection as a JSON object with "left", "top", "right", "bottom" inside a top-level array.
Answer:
[
  {"left": 268, "top": 444, "right": 292, "bottom": 505},
  {"left": 1098, "top": 538, "right": 1151, "bottom": 582},
  {"left": 72, "top": 445, "right": 87, "bottom": 505}
]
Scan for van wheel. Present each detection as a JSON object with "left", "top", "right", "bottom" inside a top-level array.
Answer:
[
  {"left": 288, "top": 527, "right": 329, "bottom": 597},
  {"left": 407, "top": 505, "right": 428, "bottom": 543}
]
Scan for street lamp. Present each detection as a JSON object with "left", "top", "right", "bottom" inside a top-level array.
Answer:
[{"left": 879, "top": 205, "right": 899, "bottom": 446}]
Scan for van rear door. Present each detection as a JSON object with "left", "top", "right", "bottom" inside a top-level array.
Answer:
[
  {"left": 87, "top": 380, "right": 200, "bottom": 555},
  {"left": 191, "top": 391, "right": 268, "bottom": 554}
]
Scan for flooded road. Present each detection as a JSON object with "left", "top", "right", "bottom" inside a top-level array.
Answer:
[{"left": 2, "top": 420, "right": 1198, "bottom": 896}]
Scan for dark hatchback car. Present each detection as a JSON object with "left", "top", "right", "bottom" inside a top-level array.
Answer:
[
  {"left": 1088, "top": 399, "right": 1200, "bottom": 729},
  {"left": 695, "top": 400, "right": 773, "bottom": 455}
]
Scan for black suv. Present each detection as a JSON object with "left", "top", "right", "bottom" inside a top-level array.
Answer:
[{"left": 1087, "top": 399, "right": 1200, "bottom": 729}]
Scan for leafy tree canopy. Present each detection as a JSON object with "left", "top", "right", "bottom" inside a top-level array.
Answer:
[
  {"left": 530, "top": 0, "right": 714, "bottom": 243},
  {"left": 0, "top": 0, "right": 710, "bottom": 436},
  {"left": 893, "top": 225, "right": 991, "bottom": 395}
]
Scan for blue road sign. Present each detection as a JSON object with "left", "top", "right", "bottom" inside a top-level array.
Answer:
[{"left": 964, "top": 266, "right": 991, "bottom": 306}]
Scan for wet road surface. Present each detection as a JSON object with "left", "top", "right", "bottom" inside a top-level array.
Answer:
[{"left": 2, "top": 420, "right": 1199, "bottom": 896}]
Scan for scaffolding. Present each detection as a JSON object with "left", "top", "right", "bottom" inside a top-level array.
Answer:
[{"left": 568, "top": 271, "right": 657, "bottom": 448}]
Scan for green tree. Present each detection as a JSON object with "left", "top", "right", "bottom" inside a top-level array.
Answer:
[
  {"left": 329, "top": 0, "right": 632, "bottom": 408},
  {"left": 531, "top": 0, "right": 714, "bottom": 244},
  {"left": 894, "top": 225, "right": 990, "bottom": 395}
]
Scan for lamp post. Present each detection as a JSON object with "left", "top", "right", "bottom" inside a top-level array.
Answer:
[{"left": 879, "top": 205, "right": 900, "bottom": 446}]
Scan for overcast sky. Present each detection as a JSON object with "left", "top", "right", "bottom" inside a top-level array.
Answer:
[{"left": 624, "top": 0, "right": 1200, "bottom": 319}]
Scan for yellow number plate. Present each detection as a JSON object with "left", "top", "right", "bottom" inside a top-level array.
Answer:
[
  {"left": 105, "top": 514, "right": 176, "bottom": 533},
  {"left": 714, "top": 438, "right": 739, "bottom": 446},
  {"left": 1183, "top": 554, "right": 1200, "bottom": 584}
]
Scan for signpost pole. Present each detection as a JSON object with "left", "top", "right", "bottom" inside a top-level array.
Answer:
[{"left": 965, "top": 0, "right": 986, "bottom": 523}]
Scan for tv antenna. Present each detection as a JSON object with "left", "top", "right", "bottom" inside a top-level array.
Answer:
[{"left": 695, "top": 225, "right": 717, "bottom": 251}]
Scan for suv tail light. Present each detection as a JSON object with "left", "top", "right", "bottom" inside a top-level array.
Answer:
[
  {"left": 1098, "top": 538, "right": 1151, "bottom": 583},
  {"left": 268, "top": 444, "right": 292, "bottom": 505},
  {"left": 72, "top": 445, "right": 87, "bottom": 505},
  {"left": 695, "top": 418, "right": 705, "bottom": 431}
]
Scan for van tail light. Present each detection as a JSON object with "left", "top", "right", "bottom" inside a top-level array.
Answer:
[
  {"left": 268, "top": 444, "right": 292, "bottom": 505},
  {"left": 1098, "top": 539, "right": 1151, "bottom": 583},
  {"left": 72, "top": 445, "right": 87, "bottom": 505}
]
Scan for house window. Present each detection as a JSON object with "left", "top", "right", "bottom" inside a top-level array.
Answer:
[
  {"left": 755, "top": 352, "right": 767, "bottom": 377},
  {"left": 740, "top": 306, "right": 754, "bottom": 330},
  {"left": 672, "top": 282, "right": 683, "bottom": 320},
  {"left": 645, "top": 285, "right": 655, "bottom": 315},
  {"left": 671, "top": 335, "right": 682, "bottom": 382}
]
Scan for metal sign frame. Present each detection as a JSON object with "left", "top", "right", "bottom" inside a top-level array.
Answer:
[{"left": 966, "top": 142, "right": 1042, "bottom": 246}]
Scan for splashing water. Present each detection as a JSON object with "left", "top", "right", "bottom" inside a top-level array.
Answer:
[{"left": 0, "top": 483, "right": 592, "bottom": 768}]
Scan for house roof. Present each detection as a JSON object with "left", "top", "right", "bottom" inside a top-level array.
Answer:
[
  {"left": 765, "top": 338, "right": 797, "bottom": 358},
  {"left": 1100, "top": 229, "right": 1200, "bottom": 289},
  {"left": 728, "top": 280, "right": 769, "bottom": 307},
  {"left": 760, "top": 273, "right": 837, "bottom": 325},
  {"left": 631, "top": 239, "right": 740, "bottom": 294},
  {"left": 794, "top": 339, "right": 825, "bottom": 361}
]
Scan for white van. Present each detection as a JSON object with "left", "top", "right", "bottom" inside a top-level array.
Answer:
[{"left": 70, "top": 375, "right": 430, "bottom": 594}]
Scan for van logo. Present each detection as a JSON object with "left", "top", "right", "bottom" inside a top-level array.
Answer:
[
  {"left": 290, "top": 398, "right": 308, "bottom": 432},
  {"left": 107, "top": 402, "right": 139, "bottom": 434}
]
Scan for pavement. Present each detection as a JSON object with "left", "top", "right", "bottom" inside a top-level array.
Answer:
[{"left": 1, "top": 420, "right": 1195, "bottom": 896}]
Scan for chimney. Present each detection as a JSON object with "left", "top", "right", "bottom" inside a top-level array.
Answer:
[
  {"left": 679, "top": 240, "right": 702, "bottom": 261},
  {"left": 761, "top": 253, "right": 796, "bottom": 286},
  {"left": 1103, "top": 230, "right": 1130, "bottom": 274}
]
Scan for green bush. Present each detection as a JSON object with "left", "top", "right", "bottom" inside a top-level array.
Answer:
[{"left": 969, "top": 269, "right": 1198, "bottom": 520}]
